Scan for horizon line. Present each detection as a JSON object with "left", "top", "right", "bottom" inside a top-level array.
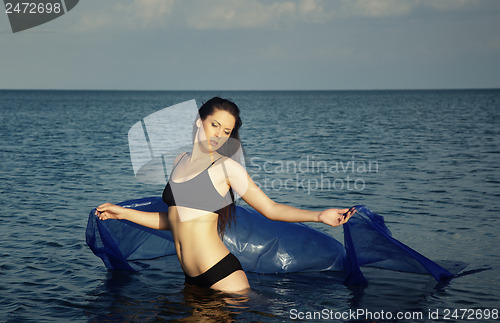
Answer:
[{"left": 1, "top": 87, "right": 499, "bottom": 92}]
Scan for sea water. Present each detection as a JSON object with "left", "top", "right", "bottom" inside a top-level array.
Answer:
[{"left": 0, "top": 90, "right": 499, "bottom": 322}]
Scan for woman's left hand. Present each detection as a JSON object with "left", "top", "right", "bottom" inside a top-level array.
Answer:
[{"left": 318, "top": 207, "right": 356, "bottom": 227}]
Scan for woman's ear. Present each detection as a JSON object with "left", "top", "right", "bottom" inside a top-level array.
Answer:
[{"left": 193, "top": 118, "right": 202, "bottom": 143}]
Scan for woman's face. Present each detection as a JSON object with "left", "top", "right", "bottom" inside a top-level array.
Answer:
[{"left": 198, "top": 109, "right": 236, "bottom": 151}]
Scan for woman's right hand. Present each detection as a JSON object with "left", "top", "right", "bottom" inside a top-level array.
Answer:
[{"left": 95, "top": 203, "right": 126, "bottom": 221}]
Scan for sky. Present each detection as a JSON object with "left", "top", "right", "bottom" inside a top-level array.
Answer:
[{"left": 1, "top": 0, "right": 500, "bottom": 91}]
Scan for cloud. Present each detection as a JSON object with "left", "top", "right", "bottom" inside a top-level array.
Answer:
[
  {"left": 340, "top": 0, "right": 414, "bottom": 18},
  {"left": 115, "top": 0, "right": 174, "bottom": 29},
  {"left": 71, "top": 0, "right": 174, "bottom": 32},
  {"left": 426, "top": 0, "right": 469, "bottom": 12},
  {"left": 184, "top": 0, "right": 295, "bottom": 29},
  {"left": 330, "top": 0, "right": 493, "bottom": 19},
  {"left": 69, "top": 0, "right": 500, "bottom": 32}
]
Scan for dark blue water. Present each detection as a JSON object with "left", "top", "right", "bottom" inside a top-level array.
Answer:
[{"left": 1, "top": 90, "right": 499, "bottom": 322}]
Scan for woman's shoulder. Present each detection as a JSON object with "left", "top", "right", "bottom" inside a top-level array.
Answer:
[
  {"left": 216, "top": 156, "right": 249, "bottom": 194},
  {"left": 173, "top": 152, "right": 188, "bottom": 165},
  {"left": 217, "top": 156, "right": 247, "bottom": 175},
  {"left": 217, "top": 155, "right": 238, "bottom": 166}
]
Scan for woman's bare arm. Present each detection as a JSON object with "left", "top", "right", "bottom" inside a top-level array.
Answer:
[
  {"left": 95, "top": 203, "right": 170, "bottom": 230},
  {"left": 224, "top": 159, "right": 355, "bottom": 226}
]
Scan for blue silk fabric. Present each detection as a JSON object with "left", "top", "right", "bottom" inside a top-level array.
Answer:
[{"left": 86, "top": 197, "right": 461, "bottom": 285}]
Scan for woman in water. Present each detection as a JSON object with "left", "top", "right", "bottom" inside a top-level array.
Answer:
[{"left": 95, "top": 97, "right": 356, "bottom": 293}]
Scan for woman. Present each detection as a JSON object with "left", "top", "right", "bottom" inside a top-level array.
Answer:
[{"left": 95, "top": 97, "right": 356, "bottom": 293}]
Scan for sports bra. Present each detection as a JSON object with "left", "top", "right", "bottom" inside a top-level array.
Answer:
[{"left": 162, "top": 153, "right": 233, "bottom": 212}]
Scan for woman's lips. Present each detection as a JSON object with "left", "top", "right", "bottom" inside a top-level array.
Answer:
[{"left": 210, "top": 140, "right": 218, "bottom": 146}]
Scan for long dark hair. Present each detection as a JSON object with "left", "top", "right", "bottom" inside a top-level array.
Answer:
[{"left": 197, "top": 97, "right": 243, "bottom": 237}]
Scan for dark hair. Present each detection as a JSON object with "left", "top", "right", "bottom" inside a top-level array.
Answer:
[{"left": 198, "top": 97, "right": 243, "bottom": 237}]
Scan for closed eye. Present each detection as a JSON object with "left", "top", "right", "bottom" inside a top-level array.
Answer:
[{"left": 211, "top": 119, "right": 232, "bottom": 135}]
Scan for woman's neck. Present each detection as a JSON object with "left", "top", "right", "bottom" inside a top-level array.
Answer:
[{"left": 189, "top": 140, "right": 220, "bottom": 164}]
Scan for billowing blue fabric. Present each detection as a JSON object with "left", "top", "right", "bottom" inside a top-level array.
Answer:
[
  {"left": 342, "top": 205, "right": 459, "bottom": 284},
  {"left": 344, "top": 205, "right": 455, "bottom": 283},
  {"left": 86, "top": 197, "right": 175, "bottom": 271},
  {"left": 86, "top": 197, "right": 458, "bottom": 284},
  {"left": 223, "top": 205, "right": 346, "bottom": 274}
]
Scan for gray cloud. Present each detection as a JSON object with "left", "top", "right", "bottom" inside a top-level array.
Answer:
[{"left": 66, "top": 0, "right": 500, "bottom": 32}]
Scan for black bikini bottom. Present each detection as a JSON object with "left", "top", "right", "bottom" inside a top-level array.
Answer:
[{"left": 184, "top": 252, "right": 243, "bottom": 288}]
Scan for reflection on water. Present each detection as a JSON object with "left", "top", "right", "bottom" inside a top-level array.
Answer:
[
  {"left": 86, "top": 270, "right": 254, "bottom": 322},
  {"left": 83, "top": 266, "right": 474, "bottom": 321}
]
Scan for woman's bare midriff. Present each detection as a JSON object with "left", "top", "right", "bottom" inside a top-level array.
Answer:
[{"left": 167, "top": 206, "right": 250, "bottom": 292}]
